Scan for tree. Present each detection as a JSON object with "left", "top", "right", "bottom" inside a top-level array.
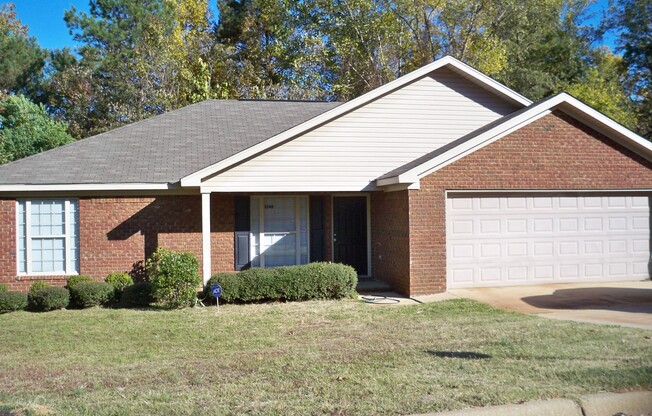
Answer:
[
  {"left": 215, "top": 0, "right": 333, "bottom": 99},
  {"left": 0, "top": 95, "right": 74, "bottom": 163},
  {"left": 168, "top": 0, "right": 214, "bottom": 103},
  {"left": 65, "top": 0, "right": 177, "bottom": 126},
  {"left": 309, "top": 0, "right": 405, "bottom": 99},
  {"left": 567, "top": 49, "right": 637, "bottom": 128},
  {"left": 490, "top": 0, "right": 593, "bottom": 100},
  {"left": 62, "top": 0, "right": 217, "bottom": 136},
  {"left": 603, "top": 0, "right": 652, "bottom": 138},
  {"left": 295, "top": 0, "right": 600, "bottom": 101},
  {"left": 44, "top": 62, "right": 109, "bottom": 139},
  {"left": 0, "top": 4, "right": 46, "bottom": 94}
]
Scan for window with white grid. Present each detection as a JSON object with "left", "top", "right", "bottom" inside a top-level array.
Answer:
[{"left": 17, "top": 199, "right": 79, "bottom": 275}]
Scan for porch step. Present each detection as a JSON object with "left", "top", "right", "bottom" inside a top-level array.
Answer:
[{"left": 357, "top": 278, "right": 392, "bottom": 294}]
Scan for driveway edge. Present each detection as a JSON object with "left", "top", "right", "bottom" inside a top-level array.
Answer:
[
  {"left": 411, "top": 391, "right": 652, "bottom": 416},
  {"left": 580, "top": 391, "right": 652, "bottom": 416}
]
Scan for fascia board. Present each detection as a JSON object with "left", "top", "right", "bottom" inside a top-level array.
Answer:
[{"left": 0, "top": 183, "right": 172, "bottom": 192}]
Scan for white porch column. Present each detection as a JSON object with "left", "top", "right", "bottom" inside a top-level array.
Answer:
[{"left": 201, "top": 192, "right": 212, "bottom": 285}]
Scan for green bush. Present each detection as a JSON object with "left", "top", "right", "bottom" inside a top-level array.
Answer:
[
  {"left": 105, "top": 272, "right": 134, "bottom": 302},
  {"left": 28, "top": 286, "right": 69, "bottom": 311},
  {"left": 120, "top": 282, "right": 154, "bottom": 308},
  {"left": 146, "top": 247, "right": 201, "bottom": 308},
  {"left": 0, "top": 291, "right": 27, "bottom": 313},
  {"left": 70, "top": 282, "right": 114, "bottom": 308},
  {"left": 206, "top": 262, "right": 358, "bottom": 303},
  {"left": 29, "top": 281, "right": 49, "bottom": 295},
  {"left": 0, "top": 284, "right": 7, "bottom": 292},
  {"left": 65, "top": 275, "right": 93, "bottom": 289}
]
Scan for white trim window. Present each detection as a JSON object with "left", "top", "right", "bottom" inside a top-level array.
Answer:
[
  {"left": 17, "top": 199, "right": 79, "bottom": 275},
  {"left": 250, "top": 196, "right": 308, "bottom": 268}
]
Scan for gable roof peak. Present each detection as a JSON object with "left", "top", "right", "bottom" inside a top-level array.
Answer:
[{"left": 180, "top": 55, "right": 532, "bottom": 187}]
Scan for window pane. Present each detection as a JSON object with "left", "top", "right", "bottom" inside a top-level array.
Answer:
[
  {"left": 69, "top": 200, "right": 79, "bottom": 273},
  {"left": 300, "top": 230, "right": 309, "bottom": 264},
  {"left": 263, "top": 233, "right": 296, "bottom": 267},
  {"left": 263, "top": 197, "right": 295, "bottom": 232},
  {"left": 31, "top": 237, "right": 66, "bottom": 273},
  {"left": 18, "top": 202, "right": 26, "bottom": 273},
  {"left": 51, "top": 202, "right": 65, "bottom": 235},
  {"left": 299, "top": 197, "right": 308, "bottom": 264},
  {"left": 31, "top": 200, "right": 65, "bottom": 236},
  {"left": 250, "top": 197, "right": 260, "bottom": 267}
]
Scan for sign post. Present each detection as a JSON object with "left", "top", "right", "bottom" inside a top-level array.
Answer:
[{"left": 210, "top": 284, "right": 222, "bottom": 312}]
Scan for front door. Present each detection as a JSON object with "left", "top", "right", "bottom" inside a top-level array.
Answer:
[{"left": 333, "top": 196, "right": 368, "bottom": 275}]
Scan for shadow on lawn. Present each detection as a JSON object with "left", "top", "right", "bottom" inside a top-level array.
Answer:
[{"left": 426, "top": 350, "right": 492, "bottom": 359}]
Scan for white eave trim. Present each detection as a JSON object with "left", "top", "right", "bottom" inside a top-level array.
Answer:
[
  {"left": 377, "top": 93, "right": 652, "bottom": 187},
  {"left": 376, "top": 173, "right": 419, "bottom": 187},
  {"left": 447, "top": 189, "right": 652, "bottom": 194},
  {"left": 180, "top": 56, "right": 532, "bottom": 187},
  {"left": 0, "top": 183, "right": 173, "bottom": 192}
]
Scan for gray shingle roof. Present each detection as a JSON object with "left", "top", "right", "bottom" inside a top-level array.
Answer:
[{"left": 0, "top": 99, "right": 340, "bottom": 185}]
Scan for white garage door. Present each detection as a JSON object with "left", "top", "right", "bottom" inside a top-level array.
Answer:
[{"left": 446, "top": 194, "right": 650, "bottom": 288}]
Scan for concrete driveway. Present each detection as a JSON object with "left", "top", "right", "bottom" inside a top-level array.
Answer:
[{"left": 447, "top": 280, "right": 652, "bottom": 330}]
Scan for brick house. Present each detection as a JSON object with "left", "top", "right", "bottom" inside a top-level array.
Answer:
[{"left": 1, "top": 56, "right": 650, "bottom": 295}]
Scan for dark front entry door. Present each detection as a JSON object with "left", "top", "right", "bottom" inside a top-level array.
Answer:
[{"left": 333, "top": 196, "right": 368, "bottom": 275}]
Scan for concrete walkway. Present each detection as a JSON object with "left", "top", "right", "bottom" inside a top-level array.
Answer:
[
  {"left": 448, "top": 280, "right": 652, "bottom": 330},
  {"left": 411, "top": 391, "right": 652, "bottom": 416}
]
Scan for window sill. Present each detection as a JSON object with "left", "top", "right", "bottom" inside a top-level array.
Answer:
[{"left": 16, "top": 274, "right": 77, "bottom": 281}]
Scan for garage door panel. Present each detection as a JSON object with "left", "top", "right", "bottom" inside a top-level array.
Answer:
[
  {"left": 634, "top": 262, "right": 649, "bottom": 274},
  {"left": 507, "top": 266, "right": 528, "bottom": 281},
  {"left": 632, "top": 196, "right": 649, "bottom": 207},
  {"left": 447, "top": 194, "right": 651, "bottom": 288},
  {"left": 560, "top": 264, "right": 580, "bottom": 279},
  {"left": 633, "top": 216, "right": 649, "bottom": 230},
  {"left": 633, "top": 239, "right": 649, "bottom": 253}
]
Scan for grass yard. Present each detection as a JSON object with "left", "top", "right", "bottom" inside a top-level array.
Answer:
[{"left": 1, "top": 299, "right": 651, "bottom": 415}]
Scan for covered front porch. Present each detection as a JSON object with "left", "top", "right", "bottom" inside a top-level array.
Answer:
[{"left": 199, "top": 193, "right": 378, "bottom": 285}]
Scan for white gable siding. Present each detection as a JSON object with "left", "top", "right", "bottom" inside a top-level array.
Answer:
[{"left": 201, "top": 68, "right": 519, "bottom": 192}]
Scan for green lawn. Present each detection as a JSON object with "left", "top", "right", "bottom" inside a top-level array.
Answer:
[{"left": 1, "top": 299, "right": 650, "bottom": 415}]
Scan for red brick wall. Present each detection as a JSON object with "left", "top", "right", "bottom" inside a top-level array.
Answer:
[
  {"left": 0, "top": 199, "right": 18, "bottom": 290},
  {"left": 370, "top": 190, "right": 411, "bottom": 294},
  {"left": 1, "top": 193, "right": 339, "bottom": 292},
  {"left": 211, "top": 194, "right": 235, "bottom": 273},
  {"left": 82, "top": 196, "right": 200, "bottom": 279},
  {"left": 408, "top": 111, "right": 652, "bottom": 295},
  {"left": 1, "top": 194, "right": 237, "bottom": 292}
]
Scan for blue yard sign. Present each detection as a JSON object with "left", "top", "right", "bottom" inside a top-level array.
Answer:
[{"left": 210, "top": 284, "right": 222, "bottom": 298}]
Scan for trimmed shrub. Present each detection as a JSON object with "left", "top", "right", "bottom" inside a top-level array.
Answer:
[
  {"left": 206, "top": 262, "right": 358, "bottom": 303},
  {"left": 0, "top": 291, "right": 27, "bottom": 313},
  {"left": 28, "top": 286, "right": 69, "bottom": 311},
  {"left": 146, "top": 247, "right": 201, "bottom": 308},
  {"left": 66, "top": 275, "right": 93, "bottom": 289},
  {"left": 105, "top": 272, "right": 134, "bottom": 302},
  {"left": 0, "top": 284, "right": 8, "bottom": 292},
  {"left": 29, "top": 281, "right": 49, "bottom": 295},
  {"left": 70, "top": 282, "right": 114, "bottom": 308},
  {"left": 120, "top": 282, "right": 154, "bottom": 307}
]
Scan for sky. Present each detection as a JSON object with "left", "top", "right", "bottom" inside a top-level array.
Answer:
[{"left": 8, "top": 0, "right": 617, "bottom": 52}]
